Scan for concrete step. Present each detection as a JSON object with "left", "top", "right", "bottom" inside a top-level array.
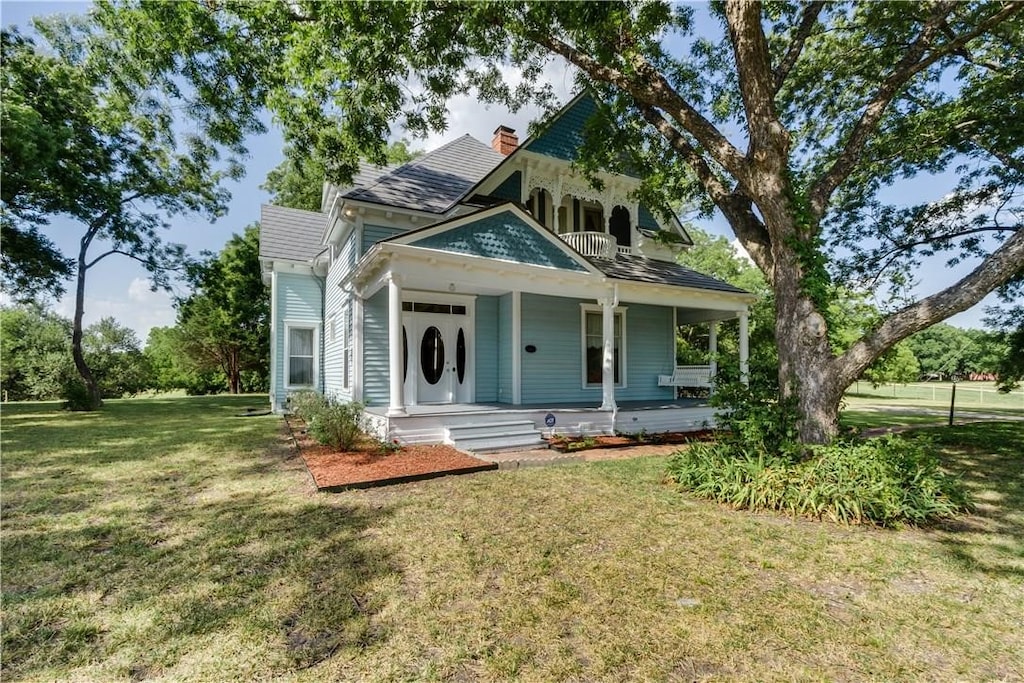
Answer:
[
  {"left": 391, "top": 427, "right": 446, "bottom": 445},
  {"left": 445, "top": 419, "right": 545, "bottom": 453}
]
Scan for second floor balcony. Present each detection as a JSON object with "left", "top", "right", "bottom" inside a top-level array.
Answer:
[{"left": 559, "top": 231, "right": 633, "bottom": 259}]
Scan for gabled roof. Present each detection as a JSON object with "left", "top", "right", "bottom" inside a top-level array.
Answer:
[
  {"left": 341, "top": 135, "right": 505, "bottom": 213},
  {"left": 386, "top": 202, "right": 598, "bottom": 274},
  {"left": 519, "top": 91, "right": 597, "bottom": 163},
  {"left": 259, "top": 204, "right": 327, "bottom": 262},
  {"left": 587, "top": 253, "right": 750, "bottom": 295}
]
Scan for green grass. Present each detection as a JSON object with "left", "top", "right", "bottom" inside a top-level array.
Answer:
[{"left": 3, "top": 397, "right": 1023, "bottom": 681}]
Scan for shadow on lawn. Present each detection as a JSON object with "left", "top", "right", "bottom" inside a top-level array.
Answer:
[
  {"left": 924, "top": 422, "right": 1024, "bottom": 579},
  {"left": 1, "top": 396, "right": 401, "bottom": 679}
]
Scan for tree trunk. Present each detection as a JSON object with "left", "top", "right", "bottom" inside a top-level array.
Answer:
[
  {"left": 229, "top": 350, "right": 240, "bottom": 394},
  {"left": 72, "top": 245, "right": 102, "bottom": 410}
]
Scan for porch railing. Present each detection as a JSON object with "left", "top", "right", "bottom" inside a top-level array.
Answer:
[{"left": 560, "top": 231, "right": 617, "bottom": 258}]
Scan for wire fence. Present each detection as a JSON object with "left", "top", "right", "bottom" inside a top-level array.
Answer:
[{"left": 847, "top": 382, "right": 1024, "bottom": 409}]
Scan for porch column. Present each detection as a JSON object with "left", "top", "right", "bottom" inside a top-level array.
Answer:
[
  {"left": 708, "top": 321, "right": 718, "bottom": 391},
  {"left": 512, "top": 290, "right": 522, "bottom": 405},
  {"left": 600, "top": 296, "right": 617, "bottom": 411},
  {"left": 386, "top": 273, "right": 406, "bottom": 416},
  {"left": 738, "top": 311, "right": 749, "bottom": 386}
]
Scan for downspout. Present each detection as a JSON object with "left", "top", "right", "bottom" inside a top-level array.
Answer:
[{"left": 312, "top": 248, "right": 329, "bottom": 396}]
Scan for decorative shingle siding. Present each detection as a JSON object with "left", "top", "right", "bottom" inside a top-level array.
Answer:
[
  {"left": 361, "top": 288, "right": 390, "bottom": 407},
  {"left": 489, "top": 171, "right": 522, "bottom": 203},
  {"left": 475, "top": 296, "right": 500, "bottom": 402},
  {"left": 273, "top": 272, "right": 323, "bottom": 410},
  {"left": 521, "top": 94, "right": 598, "bottom": 162},
  {"left": 362, "top": 224, "right": 407, "bottom": 255},
  {"left": 409, "top": 211, "right": 586, "bottom": 271}
]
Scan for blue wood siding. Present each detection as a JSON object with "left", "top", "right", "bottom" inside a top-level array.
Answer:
[
  {"left": 497, "top": 293, "right": 513, "bottom": 403},
  {"left": 362, "top": 224, "right": 407, "bottom": 254},
  {"left": 323, "top": 232, "right": 358, "bottom": 401},
  {"left": 474, "top": 295, "right": 499, "bottom": 402},
  {"left": 273, "top": 272, "right": 323, "bottom": 410},
  {"left": 361, "top": 288, "right": 390, "bottom": 407},
  {"left": 519, "top": 293, "right": 674, "bottom": 404}
]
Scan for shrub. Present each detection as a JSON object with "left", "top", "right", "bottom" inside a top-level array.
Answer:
[
  {"left": 60, "top": 374, "right": 96, "bottom": 411},
  {"left": 287, "top": 390, "right": 328, "bottom": 421},
  {"left": 666, "top": 435, "right": 970, "bottom": 526},
  {"left": 306, "top": 399, "right": 365, "bottom": 451}
]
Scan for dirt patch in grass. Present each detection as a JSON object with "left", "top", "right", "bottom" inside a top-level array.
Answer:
[{"left": 286, "top": 416, "right": 496, "bottom": 490}]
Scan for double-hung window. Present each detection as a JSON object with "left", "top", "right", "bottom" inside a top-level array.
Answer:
[{"left": 286, "top": 325, "right": 317, "bottom": 388}]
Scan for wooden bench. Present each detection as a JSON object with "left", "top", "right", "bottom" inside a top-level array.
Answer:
[{"left": 658, "top": 365, "right": 714, "bottom": 389}]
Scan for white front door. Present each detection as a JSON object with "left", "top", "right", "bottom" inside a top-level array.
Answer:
[{"left": 403, "top": 298, "right": 474, "bottom": 405}]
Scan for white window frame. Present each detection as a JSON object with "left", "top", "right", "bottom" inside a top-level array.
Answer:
[
  {"left": 284, "top": 321, "right": 320, "bottom": 390},
  {"left": 341, "top": 304, "right": 351, "bottom": 390},
  {"left": 580, "top": 304, "right": 627, "bottom": 389}
]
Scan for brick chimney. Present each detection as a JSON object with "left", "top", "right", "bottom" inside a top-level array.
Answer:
[{"left": 491, "top": 125, "right": 518, "bottom": 156}]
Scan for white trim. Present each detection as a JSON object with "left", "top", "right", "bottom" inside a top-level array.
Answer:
[
  {"left": 579, "top": 304, "right": 627, "bottom": 390},
  {"left": 283, "top": 321, "right": 321, "bottom": 391},
  {"left": 512, "top": 290, "right": 522, "bottom": 405},
  {"left": 387, "top": 274, "right": 406, "bottom": 416},
  {"left": 738, "top": 311, "right": 750, "bottom": 386},
  {"left": 353, "top": 296, "right": 364, "bottom": 402},
  {"left": 269, "top": 271, "right": 279, "bottom": 409}
]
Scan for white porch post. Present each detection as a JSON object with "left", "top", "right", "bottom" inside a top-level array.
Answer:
[
  {"left": 708, "top": 321, "right": 718, "bottom": 390},
  {"left": 386, "top": 273, "right": 406, "bottom": 416},
  {"left": 511, "top": 290, "right": 522, "bottom": 405},
  {"left": 738, "top": 311, "right": 749, "bottom": 386},
  {"left": 600, "top": 295, "right": 617, "bottom": 411}
]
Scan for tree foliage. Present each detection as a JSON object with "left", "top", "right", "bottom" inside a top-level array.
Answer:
[
  {"left": 93, "top": 1, "right": 1024, "bottom": 442},
  {"left": 176, "top": 224, "right": 270, "bottom": 394},
  {"left": 0, "top": 303, "right": 73, "bottom": 401},
  {"left": 1, "top": 19, "right": 237, "bottom": 409}
]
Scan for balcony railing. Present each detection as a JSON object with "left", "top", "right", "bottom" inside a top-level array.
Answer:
[{"left": 560, "top": 231, "right": 617, "bottom": 258}]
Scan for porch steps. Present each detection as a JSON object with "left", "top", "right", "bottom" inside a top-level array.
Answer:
[
  {"left": 391, "top": 426, "right": 446, "bottom": 445},
  {"left": 445, "top": 420, "right": 547, "bottom": 453}
]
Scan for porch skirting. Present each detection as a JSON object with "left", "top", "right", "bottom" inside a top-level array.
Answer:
[{"left": 364, "top": 399, "right": 716, "bottom": 448}]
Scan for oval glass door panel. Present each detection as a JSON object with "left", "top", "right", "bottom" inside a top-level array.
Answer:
[
  {"left": 456, "top": 328, "right": 466, "bottom": 384},
  {"left": 402, "top": 326, "right": 408, "bottom": 382},
  {"left": 420, "top": 326, "right": 445, "bottom": 385}
]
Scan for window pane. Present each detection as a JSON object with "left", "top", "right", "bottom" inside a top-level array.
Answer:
[
  {"left": 289, "top": 328, "right": 313, "bottom": 356},
  {"left": 289, "top": 358, "right": 313, "bottom": 386},
  {"left": 586, "top": 312, "right": 602, "bottom": 336}
]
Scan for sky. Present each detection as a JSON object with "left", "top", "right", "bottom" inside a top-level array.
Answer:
[{"left": 1, "top": 0, "right": 1003, "bottom": 342}]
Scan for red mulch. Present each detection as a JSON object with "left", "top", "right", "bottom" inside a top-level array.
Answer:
[{"left": 286, "top": 417, "right": 496, "bottom": 491}]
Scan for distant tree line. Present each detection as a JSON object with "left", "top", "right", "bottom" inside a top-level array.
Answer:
[{"left": 1, "top": 225, "right": 269, "bottom": 404}]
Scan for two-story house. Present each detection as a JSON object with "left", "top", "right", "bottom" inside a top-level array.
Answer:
[{"left": 259, "top": 93, "right": 754, "bottom": 451}]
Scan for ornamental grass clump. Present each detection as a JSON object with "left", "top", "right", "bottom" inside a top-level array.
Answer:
[{"left": 667, "top": 434, "right": 970, "bottom": 526}]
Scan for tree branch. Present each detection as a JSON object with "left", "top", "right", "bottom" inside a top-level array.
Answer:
[
  {"left": 724, "top": 0, "right": 789, "bottom": 167},
  {"left": 85, "top": 248, "right": 152, "bottom": 270},
  {"left": 636, "top": 102, "right": 774, "bottom": 277},
  {"left": 528, "top": 31, "right": 749, "bottom": 181},
  {"left": 808, "top": 2, "right": 1022, "bottom": 220},
  {"left": 836, "top": 227, "right": 1024, "bottom": 386},
  {"left": 773, "top": 1, "right": 825, "bottom": 93}
]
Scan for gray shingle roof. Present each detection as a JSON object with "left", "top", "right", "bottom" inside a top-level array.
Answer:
[
  {"left": 587, "top": 253, "right": 750, "bottom": 295},
  {"left": 343, "top": 135, "right": 505, "bottom": 213},
  {"left": 259, "top": 204, "right": 327, "bottom": 262}
]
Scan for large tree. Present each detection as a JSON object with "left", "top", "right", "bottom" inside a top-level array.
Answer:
[
  {"left": 1, "top": 21, "right": 236, "bottom": 409},
  {"left": 176, "top": 225, "right": 270, "bottom": 394},
  {"left": 95, "top": 1, "right": 1024, "bottom": 442}
]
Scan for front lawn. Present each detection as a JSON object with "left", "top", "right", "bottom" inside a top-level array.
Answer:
[{"left": 2, "top": 397, "right": 1021, "bottom": 681}]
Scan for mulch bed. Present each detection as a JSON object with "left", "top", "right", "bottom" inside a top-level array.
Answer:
[
  {"left": 285, "top": 416, "right": 497, "bottom": 491},
  {"left": 547, "top": 429, "right": 718, "bottom": 453}
]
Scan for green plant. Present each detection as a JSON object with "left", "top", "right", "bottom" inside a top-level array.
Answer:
[
  {"left": 666, "top": 434, "right": 970, "bottom": 526},
  {"left": 288, "top": 390, "right": 328, "bottom": 421},
  {"left": 378, "top": 438, "right": 402, "bottom": 455},
  {"left": 306, "top": 398, "right": 365, "bottom": 451},
  {"left": 60, "top": 374, "right": 93, "bottom": 411}
]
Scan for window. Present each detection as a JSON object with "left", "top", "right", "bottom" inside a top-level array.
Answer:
[
  {"left": 341, "top": 305, "right": 351, "bottom": 390},
  {"left": 583, "top": 207, "right": 603, "bottom": 232},
  {"left": 286, "top": 326, "right": 316, "bottom": 387},
  {"left": 581, "top": 306, "right": 626, "bottom": 387}
]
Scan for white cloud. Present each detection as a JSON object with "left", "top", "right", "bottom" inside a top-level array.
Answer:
[{"left": 731, "top": 238, "right": 754, "bottom": 265}]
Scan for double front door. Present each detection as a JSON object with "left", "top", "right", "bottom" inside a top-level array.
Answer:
[{"left": 403, "top": 301, "right": 472, "bottom": 405}]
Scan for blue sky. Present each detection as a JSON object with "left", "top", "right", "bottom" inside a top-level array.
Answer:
[{"left": 2, "top": 0, "right": 999, "bottom": 341}]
